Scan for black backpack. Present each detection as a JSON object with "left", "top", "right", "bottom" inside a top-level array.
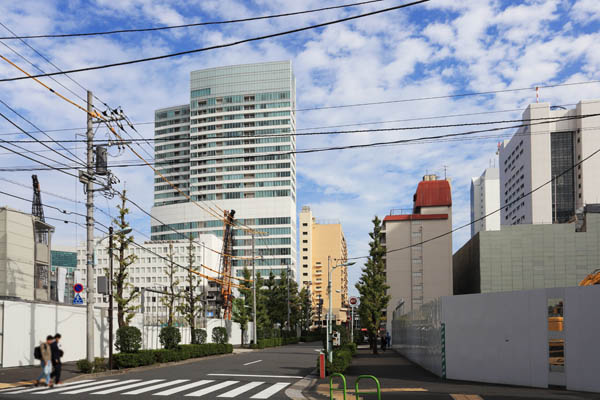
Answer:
[{"left": 34, "top": 346, "right": 42, "bottom": 360}]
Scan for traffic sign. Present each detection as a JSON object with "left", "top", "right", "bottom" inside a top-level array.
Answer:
[
  {"left": 349, "top": 296, "right": 359, "bottom": 307},
  {"left": 73, "top": 293, "right": 84, "bottom": 305},
  {"left": 73, "top": 283, "right": 84, "bottom": 293}
]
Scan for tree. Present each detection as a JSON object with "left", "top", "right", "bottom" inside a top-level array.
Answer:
[
  {"left": 110, "top": 190, "right": 140, "bottom": 328},
  {"left": 355, "top": 216, "right": 390, "bottom": 354},
  {"left": 298, "top": 286, "right": 312, "bottom": 333},
  {"left": 161, "top": 243, "right": 180, "bottom": 327},
  {"left": 232, "top": 297, "right": 250, "bottom": 346},
  {"left": 177, "top": 236, "right": 203, "bottom": 339},
  {"left": 255, "top": 273, "right": 272, "bottom": 338}
]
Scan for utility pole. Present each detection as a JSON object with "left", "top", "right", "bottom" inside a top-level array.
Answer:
[
  {"left": 203, "top": 242, "right": 207, "bottom": 329},
  {"left": 108, "top": 226, "right": 114, "bottom": 369},
  {"left": 252, "top": 233, "right": 257, "bottom": 345},
  {"left": 286, "top": 263, "right": 290, "bottom": 332},
  {"left": 553, "top": 174, "right": 558, "bottom": 223},
  {"left": 327, "top": 256, "right": 331, "bottom": 362},
  {"left": 85, "top": 90, "right": 95, "bottom": 363}
]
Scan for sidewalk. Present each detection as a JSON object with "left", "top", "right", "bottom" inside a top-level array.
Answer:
[
  {"left": 305, "top": 347, "right": 598, "bottom": 400},
  {"left": 0, "top": 362, "right": 81, "bottom": 388}
]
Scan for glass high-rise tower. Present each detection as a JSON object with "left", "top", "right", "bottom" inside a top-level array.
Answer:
[{"left": 151, "top": 61, "right": 297, "bottom": 279}]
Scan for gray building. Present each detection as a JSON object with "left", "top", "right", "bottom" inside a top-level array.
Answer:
[
  {"left": 151, "top": 61, "right": 297, "bottom": 279},
  {"left": 454, "top": 205, "right": 600, "bottom": 295}
]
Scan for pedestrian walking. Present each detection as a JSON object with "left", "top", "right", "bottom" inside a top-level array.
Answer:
[
  {"left": 50, "top": 333, "right": 64, "bottom": 385},
  {"left": 34, "top": 336, "right": 54, "bottom": 387},
  {"left": 386, "top": 332, "right": 391, "bottom": 349},
  {"left": 380, "top": 333, "right": 386, "bottom": 352}
]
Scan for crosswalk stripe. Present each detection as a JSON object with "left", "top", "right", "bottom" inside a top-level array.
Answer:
[
  {"left": 184, "top": 381, "right": 239, "bottom": 397},
  {"left": 4, "top": 380, "right": 96, "bottom": 394},
  {"left": 217, "top": 382, "right": 264, "bottom": 398},
  {"left": 32, "top": 380, "right": 117, "bottom": 395},
  {"left": 91, "top": 379, "right": 165, "bottom": 394},
  {"left": 59, "top": 380, "right": 140, "bottom": 395},
  {"left": 123, "top": 379, "right": 189, "bottom": 395},
  {"left": 250, "top": 382, "right": 290, "bottom": 399},
  {"left": 152, "top": 380, "right": 213, "bottom": 396}
]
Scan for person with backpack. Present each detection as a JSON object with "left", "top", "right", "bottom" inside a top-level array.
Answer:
[
  {"left": 34, "top": 336, "right": 54, "bottom": 387},
  {"left": 50, "top": 333, "right": 63, "bottom": 385}
]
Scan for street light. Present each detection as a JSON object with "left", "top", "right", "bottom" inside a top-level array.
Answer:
[
  {"left": 327, "top": 256, "right": 356, "bottom": 363},
  {"left": 99, "top": 226, "right": 132, "bottom": 369}
]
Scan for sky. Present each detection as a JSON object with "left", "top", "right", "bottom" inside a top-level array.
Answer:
[{"left": 0, "top": 0, "right": 599, "bottom": 297}]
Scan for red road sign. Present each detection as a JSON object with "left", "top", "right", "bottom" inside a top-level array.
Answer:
[
  {"left": 349, "top": 296, "right": 358, "bottom": 306},
  {"left": 73, "top": 283, "right": 84, "bottom": 293}
]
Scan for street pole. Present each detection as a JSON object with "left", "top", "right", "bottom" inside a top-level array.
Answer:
[
  {"left": 202, "top": 242, "right": 207, "bottom": 329},
  {"left": 85, "top": 90, "right": 95, "bottom": 363},
  {"left": 252, "top": 233, "right": 257, "bottom": 345},
  {"left": 327, "top": 256, "right": 332, "bottom": 363},
  {"left": 351, "top": 306, "right": 354, "bottom": 344},
  {"left": 286, "top": 263, "right": 290, "bottom": 332},
  {"left": 108, "top": 227, "right": 114, "bottom": 369}
]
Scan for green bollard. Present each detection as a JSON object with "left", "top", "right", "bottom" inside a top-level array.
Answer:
[
  {"left": 329, "top": 373, "right": 347, "bottom": 400},
  {"left": 354, "top": 375, "right": 381, "bottom": 400}
]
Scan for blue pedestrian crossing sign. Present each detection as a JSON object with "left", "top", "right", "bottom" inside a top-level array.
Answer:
[{"left": 73, "top": 293, "right": 84, "bottom": 305}]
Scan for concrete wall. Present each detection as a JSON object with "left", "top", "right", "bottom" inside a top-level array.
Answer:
[
  {"left": 392, "top": 285, "right": 600, "bottom": 393},
  {"left": 0, "top": 299, "right": 251, "bottom": 368},
  {"left": 0, "top": 208, "right": 35, "bottom": 301}
]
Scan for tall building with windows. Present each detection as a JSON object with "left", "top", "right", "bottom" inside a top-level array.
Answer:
[
  {"left": 499, "top": 100, "right": 600, "bottom": 225},
  {"left": 299, "top": 206, "right": 348, "bottom": 326},
  {"left": 470, "top": 167, "right": 500, "bottom": 236},
  {"left": 151, "top": 61, "right": 297, "bottom": 279}
]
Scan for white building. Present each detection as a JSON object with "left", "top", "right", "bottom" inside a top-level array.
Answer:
[
  {"left": 151, "top": 61, "right": 297, "bottom": 279},
  {"left": 470, "top": 167, "right": 500, "bottom": 236},
  {"left": 73, "top": 235, "right": 222, "bottom": 317},
  {"left": 499, "top": 100, "right": 600, "bottom": 225}
]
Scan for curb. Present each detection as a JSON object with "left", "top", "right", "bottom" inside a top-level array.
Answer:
[
  {"left": 286, "top": 369, "right": 321, "bottom": 400},
  {"left": 64, "top": 351, "right": 240, "bottom": 383}
]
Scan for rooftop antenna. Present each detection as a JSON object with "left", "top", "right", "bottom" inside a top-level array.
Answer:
[{"left": 443, "top": 165, "right": 448, "bottom": 180}]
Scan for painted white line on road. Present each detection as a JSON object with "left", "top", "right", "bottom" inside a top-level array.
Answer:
[
  {"left": 91, "top": 379, "right": 164, "bottom": 394},
  {"left": 61, "top": 380, "right": 141, "bottom": 395},
  {"left": 152, "top": 380, "right": 213, "bottom": 396},
  {"left": 217, "top": 381, "right": 264, "bottom": 398},
  {"left": 243, "top": 360, "right": 263, "bottom": 366},
  {"left": 4, "top": 380, "right": 96, "bottom": 394},
  {"left": 124, "top": 379, "right": 189, "bottom": 395},
  {"left": 250, "top": 382, "right": 290, "bottom": 399},
  {"left": 32, "top": 380, "right": 119, "bottom": 395},
  {"left": 184, "top": 381, "right": 239, "bottom": 397},
  {"left": 208, "top": 374, "right": 303, "bottom": 379}
]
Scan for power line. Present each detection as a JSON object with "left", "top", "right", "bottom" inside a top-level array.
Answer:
[
  {"left": 0, "top": 0, "right": 429, "bottom": 82},
  {"left": 0, "top": 0, "right": 386, "bottom": 40},
  {"left": 348, "top": 141, "right": 600, "bottom": 261}
]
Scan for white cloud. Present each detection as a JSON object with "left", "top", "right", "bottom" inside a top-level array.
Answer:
[{"left": 571, "top": 0, "right": 600, "bottom": 23}]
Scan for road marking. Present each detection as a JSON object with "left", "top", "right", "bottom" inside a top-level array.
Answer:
[
  {"left": 91, "top": 379, "right": 164, "bottom": 394},
  {"left": 450, "top": 395, "right": 483, "bottom": 400},
  {"left": 185, "top": 381, "right": 239, "bottom": 397},
  {"left": 208, "top": 374, "right": 304, "bottom": 379},
  {"left": 0, "top": 381, "right": 35, "bottom": 390},
  {"left": 217, "top": 382, "right": 264, "bottom": 398},
  {"left": 243, "top": 360, "right": 263, "bottom": 366},
  {"left": 3, "top": 380, "right": 96, "bottom": 394},
  {"left": 59, "top": 380, "right": 140, "bottom": 394},
  {"left": 124, "top": 379, "right": 189, "bottom": 395},
  {"left": 153, "top": 380, "right": 213, "bottom": 396},
  {"left": 32, "top": 380, "right": 117, "bottom": 395},
  {"left": 250, "top": 382, "right": 290, "bottom": 399}
]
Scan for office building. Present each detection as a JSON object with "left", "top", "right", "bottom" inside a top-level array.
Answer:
[
  {"left": 151, "top": 61, "right": 297, "bottom": 279},
  {"left": 382, "top": 175, "right": 453, "bottom": 332},
  {"left": 51, "top": 247, "right": 77, "bottom": 303},
  {"left": 471, "top": 167, "right": 500, "bottom": 236},
  {"left": 74, "top": 235, "right": 222, "bottom": 318},
  {"left": 0, "top": 207, "right": 54, "bottom": 301},
  {"left": 454, "top": 204, "right": 600, "bottom": 295},
  {"left": 499, "top": 100, "right": 600, "bottom": 225},
  {"left": 299, "top": 206, "right": 348, "bottom": 326}
]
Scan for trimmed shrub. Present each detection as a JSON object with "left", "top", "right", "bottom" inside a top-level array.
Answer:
[
  {"left": 115, "top": 326, "right": 142, "bottom": 353},
  {"left": 112, "top": 343, "right": 233, "bottom": 369},
  {"left": 159, "top": 326, "right": 182, "bottom": 349},
  {"left": 300, "top": 333, "right": 323, "bottom": 343},
  {"left": 76, "top": 359, "right": 93, "bottom": 373},
  {"left": 212, "top": 327, "right": 228, "bottom": 344},
  {"left": 93, "top": 357, "right": 107, "bottom": 372},
  {"left": 192, "top": 329, "right": 207, "bottom": 344}
]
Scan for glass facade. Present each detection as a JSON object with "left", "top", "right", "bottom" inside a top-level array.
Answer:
[
  {"left": 551, "top": 131, "right": 575, "bottom": 223},
  {"left": 152, "top": 61, "right": 297, "bottom": 277}
]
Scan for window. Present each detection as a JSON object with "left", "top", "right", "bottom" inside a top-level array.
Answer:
[
  {"left": 548, "top": 298, "right": 565, "bottom": 372},
  {"left": 302, "top": 232, "right": 308, "bottom": 235},
  {"left": 302, "top": 223, "right": 308, "bottom": 226},
  {"left": 302, "top": 248, "right": 308, "bottom": 251}
]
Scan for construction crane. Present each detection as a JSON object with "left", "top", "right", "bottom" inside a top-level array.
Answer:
[
  {"left": 218, "top": 209, "right": 236, "bottom": 320},
  {"left": 579, "top": 269, "right": 600, "bottom": 286},
  {"left": 31, "top": 175, "right": 47, "bottom": 243}
]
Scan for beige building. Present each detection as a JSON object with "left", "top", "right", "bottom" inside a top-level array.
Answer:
[
  {"left": 382, "top": 175, "right": 453, "bottom": 332},
  {"left": 299, "top": 206, "right": 348, "bottom": 326},
  {"left": 0, "top": 207, "right": 54, "bottom": 301}
]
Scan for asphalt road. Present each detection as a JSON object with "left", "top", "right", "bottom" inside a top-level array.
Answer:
[{"left": 0, "top": 343, "right": 321, "bottom": 400}]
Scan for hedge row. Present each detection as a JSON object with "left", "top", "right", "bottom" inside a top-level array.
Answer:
[
  {"left": 319, "top": 343, "right": 358, "bottom": 375},
  {"left": 76, "top": 343, "right": 233, "bottom": 371},
  {"left": 250, "top": 336, "right": 300, "bottom": 349},
  {"left": 299, "top": 334, "right": 323, "bottom": 343}
]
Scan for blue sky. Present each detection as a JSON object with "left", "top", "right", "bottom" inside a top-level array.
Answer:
[{"left": 1, "top": 0, "right": 599, "bottom": 296}]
